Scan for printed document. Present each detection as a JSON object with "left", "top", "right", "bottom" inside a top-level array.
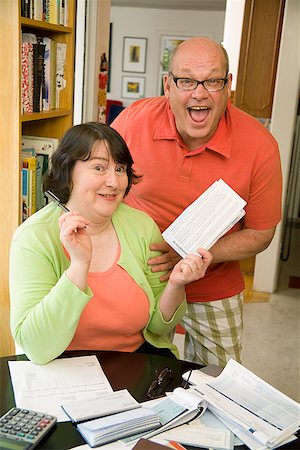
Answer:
[
  {"left": 162, "top": 179, "right": 246, "bottom": 257},
  {"left": 190, "top": 359, "right": 300, "bottom": 449},
  {"left": 8, "top": 355, "right": 113, "bottom": 422}
]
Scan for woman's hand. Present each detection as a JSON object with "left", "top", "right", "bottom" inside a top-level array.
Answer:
[
  {"left": 169, "top": 248, "right": 212, "bottom": 287},
  {"left": 59, "top": 211, "right": 91, "bottom": 267}
]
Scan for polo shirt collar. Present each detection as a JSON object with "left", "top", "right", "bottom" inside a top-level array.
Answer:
[{"left": 153, "top": 100, "right": 232, "bottom": 158}]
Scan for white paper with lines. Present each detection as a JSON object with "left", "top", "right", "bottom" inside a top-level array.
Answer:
[{"left": 162, "top": 179, "right": 247, "bottom": 257}]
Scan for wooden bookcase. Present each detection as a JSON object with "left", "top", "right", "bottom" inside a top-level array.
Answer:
[{"left": 0, "top": 1, "right": 76, "bottom": 357}]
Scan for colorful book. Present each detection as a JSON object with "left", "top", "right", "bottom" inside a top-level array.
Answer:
[
  {"left": 22, "top": 155, "right": 37, "bottom": 218},
  {"left": 22, "top": 167, "right": 30, "bottom": 221},
  {"left": 22, "top": 33, "right": 37, "bottom": 114},
  {"left": 21, "top": 42, "right": 33, "bottom": 114},
  {"left": 22, "top": 135, "right": 58, "bottom": 170}
]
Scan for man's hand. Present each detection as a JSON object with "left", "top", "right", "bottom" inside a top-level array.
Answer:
[{"left": 148, "top": 241, "right": 181, "bottom": 281}]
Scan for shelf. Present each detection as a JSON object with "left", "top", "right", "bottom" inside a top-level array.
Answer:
[
  {"left": 21, "top": 109, "right": 72, "bottom": 122},
  {"left": 21, "top": 17, "right": 72, "bottom": 33}
]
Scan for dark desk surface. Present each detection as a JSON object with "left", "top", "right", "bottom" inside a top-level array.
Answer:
[{"left": 0, "top": 350, "right": 299, "bottom": 450}]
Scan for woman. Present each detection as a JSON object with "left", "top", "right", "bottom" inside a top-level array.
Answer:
[{"left": 10, "top": 123, "right": 211, "bottom": 364}]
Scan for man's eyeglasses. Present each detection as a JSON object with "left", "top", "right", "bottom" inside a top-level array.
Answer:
[
  {"left": 169, "top": 72, "right": 228, "bottom": 92},
  {"left": 147, "top": 367, "right": 174, "bottom": 399}
]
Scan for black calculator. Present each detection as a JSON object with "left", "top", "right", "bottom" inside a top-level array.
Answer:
[{"left": 0, "top": 407, "right": 57, "bottom": 450}]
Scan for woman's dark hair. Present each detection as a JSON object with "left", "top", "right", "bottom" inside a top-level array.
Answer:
[{"left": 43, "top": 122, "right": 141, "bottom": 203}]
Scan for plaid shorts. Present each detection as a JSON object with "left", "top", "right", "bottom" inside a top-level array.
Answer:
[{"left": 181, "top": 294, "right": 243, "bottom": 367}]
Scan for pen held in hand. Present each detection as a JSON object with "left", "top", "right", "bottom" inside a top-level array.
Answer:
[
  {"left": 45, "top": 190, "right": 70, "bottom": 212},
  {"left": 45, "top": 190, "right": 88, "bottom": 229}
]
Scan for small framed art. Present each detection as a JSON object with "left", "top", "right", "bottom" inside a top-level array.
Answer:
[
  {"left": 122, "top": 37, "right": 147, "bottom": 73},
  {"left": 121, "top": 76, "right": 145, "bottom": 99}
]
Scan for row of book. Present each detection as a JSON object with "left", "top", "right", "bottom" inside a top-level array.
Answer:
[
  {"left": 21, "top": 0, "right": 69, "bottom": 26},
  {"left": 21, "top": 32, "right": 67, "bottom": 114},
  {"left": 21, "top": 135, "right": 58, "bottom": 221}
]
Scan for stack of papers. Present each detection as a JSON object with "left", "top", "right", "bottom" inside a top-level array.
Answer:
[
  {"left": 61, "top": 389, "right": 141, "bottom": 422},
  {"left": 162, "top": 179, "right": 247, "bottom": 257},
  {"left": 76, "top": 407, "right": 160, "bottom": 447},
  {"left": 122, "top": 387, "right": 207, "bottom": 444},
  {"left": 182, "top": 359, "right": 300, "bottom": 450}
]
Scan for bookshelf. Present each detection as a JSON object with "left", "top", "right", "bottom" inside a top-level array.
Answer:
[{"left": 0, "top": 1, "right": 76, "bottom": 357}]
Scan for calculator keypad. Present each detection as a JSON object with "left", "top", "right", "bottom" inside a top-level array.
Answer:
[{"left": 0, "top": 407, "right": 57, "bottom": 446}]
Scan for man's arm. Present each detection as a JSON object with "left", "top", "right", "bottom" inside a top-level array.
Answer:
[
  {"left": 149, "top": 226, "right": 276, "bottom": 281},
  {"left": 208, "top": 226, "right": 276, "bottom": 263}
]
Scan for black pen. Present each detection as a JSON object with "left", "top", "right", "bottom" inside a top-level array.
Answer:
[
  {"left": 45, "top": 190, "right": 70, "bottom": 212},
  {"left": 184, "top": 368, "right": 193, "bottom": 389}
]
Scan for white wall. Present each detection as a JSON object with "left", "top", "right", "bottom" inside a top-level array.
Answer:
[
  {"left": 108, "top": 6, "right": 225, "bottom": 106},
  {"left": 222, "top": 0, "right": 245, "bottom": 91}
]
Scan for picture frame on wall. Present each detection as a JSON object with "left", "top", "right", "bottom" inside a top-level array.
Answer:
[
  {"left": 158, "top": 34, "right": 199, "bottom": 95},
  {"left": 121, "top": 76, "right": 145, "bottom": 99},
  {"left": 122, "top": 37, "right": 147, "bottom": 73}
]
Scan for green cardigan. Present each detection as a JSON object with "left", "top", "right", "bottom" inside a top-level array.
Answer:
[{"left": 10, "top": 202, "right": 186, "bottom": 364}]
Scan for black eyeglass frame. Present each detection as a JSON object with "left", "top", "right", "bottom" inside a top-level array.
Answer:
[
  {"left": 169, "top": 72, "right": 228, "bottom": 92},
  {"left": 146, "top": 367, "right": 174, "bottom": 399}
]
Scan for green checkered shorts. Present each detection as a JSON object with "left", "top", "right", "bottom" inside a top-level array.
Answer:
[{"left": 181, "top": 294, "right": 243, "bottom": 367}]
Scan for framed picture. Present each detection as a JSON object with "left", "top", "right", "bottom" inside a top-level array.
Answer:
[
  {"left": 158, "top": 34, "right": 201, "bottom": 95},
  {"left": 160, "top": 35, "right": 190, "bottom": 72},
  {"left": 121, "top": 76, "right": 145, "bottom": 99},
  {"left": 122, "top": 37, "right": 147, "bottom": 73}
]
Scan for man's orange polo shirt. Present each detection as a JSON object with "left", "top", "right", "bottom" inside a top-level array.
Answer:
[{"left": 112, "top": 97, "right": 282, "bottom": 302}]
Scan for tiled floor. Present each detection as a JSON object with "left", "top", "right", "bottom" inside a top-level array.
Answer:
[{"left": 173, "top": 225, "right": 300, "bottom": 403}]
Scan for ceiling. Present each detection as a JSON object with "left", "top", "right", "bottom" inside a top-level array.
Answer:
[{"left": 110, "top": 0, "right": 226, "bottom": 11}]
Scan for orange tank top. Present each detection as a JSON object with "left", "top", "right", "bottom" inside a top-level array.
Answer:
[{"left": 67, "top": 244, "right": 149, "bottom": 352}]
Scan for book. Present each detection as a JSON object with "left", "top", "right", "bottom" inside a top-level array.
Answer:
[
  {"left": 61, "top": 389, "right": 141, "bottom": 423},
  {"left": 33, "top": 0, "right": 43, "bottom": 21},
  {"left": 22, "top": 155, "right": 37, "bottom": 218},
  {"left": 50, "top": 39, "right": 57, "bottom": 109},
  {"left": 22, "top": 135, "right": 59, "bottom": 170},
  {"left": 32, "top": 40, "right": 46, "bottom": 112},
  {"left": 21, "top": 135, "right": 59, "bottom": 211},
  {"left": 42, "top": 37, "right": 52, "bottom": 110},
  {"left": 76, "top": 407, "right": 161, "bottom": 448},
  {"left": 21, "top": 42, "right": 33, "bottom": 114},
  {"left": 21, "top": 167, "right": 30, "bottom": 221},
  {"left": 49, "top": 0, "right": 58, "bottom": 25},
  {"left": 182, "top": 359, "right": 300, "bottom": 450},
  {"left": 162, "top": 179, "right": 247, "bottom": 257},
  {"left": 132, "top": 439, "right": 171, "bottom": 450},
  {"left": 56, "top": 42, "right": 67, "bottom": 107},
  {"left": 36, "top": 154, "right": 45, "bottom": 211},
  {"left": 22, "top": 33, "right": 37, "bottom": 114}
]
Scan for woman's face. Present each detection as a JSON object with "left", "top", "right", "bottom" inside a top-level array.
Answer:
[{"left": 68, "top": 141, "right": 129, "bottom": 221}]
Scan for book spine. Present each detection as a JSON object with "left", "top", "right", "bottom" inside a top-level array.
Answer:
[
  {"left": 42, "top": 38, "right": 51, "bottom": 111},
  {"left": 21, "top": 43, "right": 32, "bottom": 114},
  {"left": 50, "top": 40, "right": 57, "bottom": 109},
  {"left": 32, "top": 42, "right": 46, "bottom": 113},
  {"left": 49, "top": 0, "right": 58, "bottom": 24},
  {"left": 56, "top": 42, "right": 67, "bottom": 108},
  {"left": 36, "top": 154, "right": 45, "bottom": 211},
  {"left": 22, "top": 168, "right": 29, "bottom": 221},
  {"left": 34, "top": 0, "right": 43, "bottom": 21},
  {"left": 22, "top": 157, "right": 37, "bottom": 216}
]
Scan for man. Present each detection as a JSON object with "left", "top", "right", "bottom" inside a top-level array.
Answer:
[{"left": 111, "top": 37, "right": 282, "bottom": 367}]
